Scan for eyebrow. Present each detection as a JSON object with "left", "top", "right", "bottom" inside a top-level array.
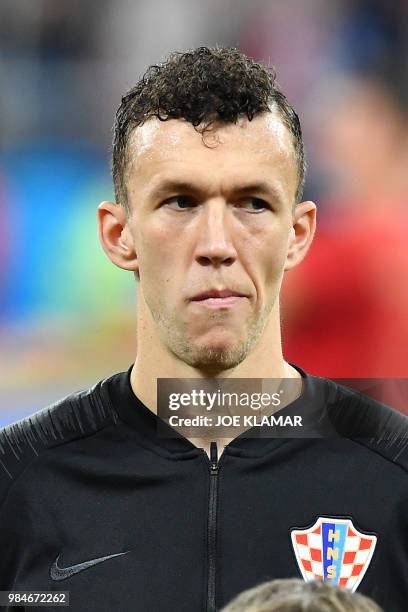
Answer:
[
  {"left": 149, "top": 180, "right": 197, "bottom": 199},
  {"left": 148, "top": 179, "right": 284, "bottom": 203},
  {"left": 233, "top": 182, "right": 284, "bottom": 202}
]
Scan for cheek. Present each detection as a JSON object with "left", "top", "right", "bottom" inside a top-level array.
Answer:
[
  {"left": 245, "top": 227, "right": 289, "bottom": 287},
  {"left": 137, "top": 224, "right": 179, "bottom": 294},
  {"left": 267, "top": 238, "right": 289, "bottom": 280}
]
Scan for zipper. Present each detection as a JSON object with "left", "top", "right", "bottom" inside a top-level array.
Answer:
[{"left": 207, "top": 441, "right": 219, "bottom": 612}]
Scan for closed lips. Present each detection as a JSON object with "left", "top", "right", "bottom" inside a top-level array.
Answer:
[{"left": 191, "top": 289, "right": 246, "bottom": 301}]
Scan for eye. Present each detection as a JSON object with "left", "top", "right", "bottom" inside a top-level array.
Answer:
[
  {"left": 163, "top": 195, "right": 197, "bottom": 210},
  {"left": 236, "top": 198, "right": 270, "bottom": 212}
]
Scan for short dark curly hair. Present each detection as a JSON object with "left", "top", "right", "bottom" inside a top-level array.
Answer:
[{"left": 112, "top": 46, "right": 306, "bottom": 211}]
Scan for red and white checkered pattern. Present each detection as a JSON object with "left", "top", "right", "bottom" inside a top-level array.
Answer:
[{"left": 291, "top": 517, "right": 377, "bottom": 592}]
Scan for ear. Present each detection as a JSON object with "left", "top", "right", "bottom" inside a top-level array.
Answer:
[
  {"left": 97, "top": 201, "right": 139, "bottom": 274},
  {"left": 284, "top": 201, "right": 317, "bottom": 271}
]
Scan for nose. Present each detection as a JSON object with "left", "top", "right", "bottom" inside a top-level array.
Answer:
[{"left": 193, "top": 200, "right": 237, "bottom": 267}]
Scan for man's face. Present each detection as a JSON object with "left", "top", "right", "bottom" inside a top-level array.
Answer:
[{"left": 125, "top": 112, "right": 299, "bottom": 370}]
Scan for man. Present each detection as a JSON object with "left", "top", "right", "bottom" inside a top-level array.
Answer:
[
  {"left": 221, "top": 578, "right": 383, "bottom": 612},
  {"left": 0, "top": 47, "right": 407, "bottom": 612}
]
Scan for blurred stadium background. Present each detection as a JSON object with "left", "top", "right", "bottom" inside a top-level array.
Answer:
[{"left": 1, "top": 0, "right": 408, "bottom": 425}]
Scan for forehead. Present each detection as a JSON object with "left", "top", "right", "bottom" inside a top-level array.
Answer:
[{"left": 125, "top": 112, "right": 298, "bottom": 201}]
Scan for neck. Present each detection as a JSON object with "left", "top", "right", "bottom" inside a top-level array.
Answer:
[{"left": 130, "top": 300, "right": 300, "bottom": 414}]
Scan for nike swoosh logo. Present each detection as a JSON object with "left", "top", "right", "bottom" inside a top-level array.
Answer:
[{"left": 50, "top": 551, "right": 130, "bottom": 581}]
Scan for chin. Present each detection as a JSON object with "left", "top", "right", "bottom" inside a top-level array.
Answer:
[
  {"left": 186, "top": 338, "right": 248, "bottom": 370},
  {"left": 197, "top": 334, "right": 237, "bottom": 354}
]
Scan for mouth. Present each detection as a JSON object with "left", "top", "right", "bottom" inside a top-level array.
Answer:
[{"left": 190, "top": 289, "right": 248, "bottom": 309}]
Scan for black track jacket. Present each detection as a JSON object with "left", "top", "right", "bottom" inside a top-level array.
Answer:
[{"left": 0, "top": 365, "right": 408, "bottom": 611}]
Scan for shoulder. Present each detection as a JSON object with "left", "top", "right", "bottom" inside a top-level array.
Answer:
[
  {"left": 315, "top": 374, "right": 408, "bottom": 472},
  {"left": 0, "top": 374, "right": 120, "bottom": 504}
]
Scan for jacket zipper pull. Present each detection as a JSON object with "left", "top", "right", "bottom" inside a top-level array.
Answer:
[{"left": 210, "top": 441, "right": 218, "bottom": 474}]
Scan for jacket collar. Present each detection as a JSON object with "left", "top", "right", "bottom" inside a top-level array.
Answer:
[{"left": 105, "top": 363, "right": 334, "bottom": 459}]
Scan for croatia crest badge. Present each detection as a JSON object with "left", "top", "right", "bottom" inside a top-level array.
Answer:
[{"left": 291, "top": 517, "right": 377, "bottom": 592}]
